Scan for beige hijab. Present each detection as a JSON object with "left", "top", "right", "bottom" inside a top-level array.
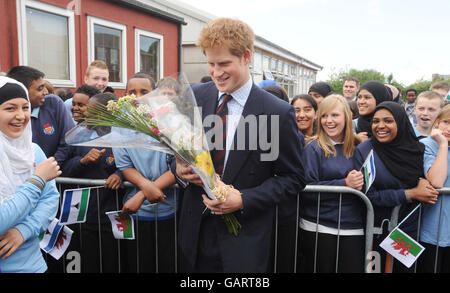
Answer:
[{"left": 0, "top": 76, "right": 34, "bottom": 204}]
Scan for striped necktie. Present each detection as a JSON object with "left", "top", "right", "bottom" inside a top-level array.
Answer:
[{"left": 212, "top": 94, "right": 233, "bottom": 176}]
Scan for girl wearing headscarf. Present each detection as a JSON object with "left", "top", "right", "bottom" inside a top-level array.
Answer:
[
  {"left": 308, "top": 81, "right": 334, "bottom": 106},
  {"left": 0, "top": 76, "right": 61, "bottom": 273},
  {"left": 354, "top": 101, "right": 438, "bottom": 273},
  {"left": 299, "top": 95, "right": 365, "bottom": 273},
  {"left": 354, "top": 81, "right": 392, "bottom": 143}
]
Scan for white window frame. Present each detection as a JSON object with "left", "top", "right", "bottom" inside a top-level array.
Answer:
[
  {"left": 135, "top": 28, "right": 164, "bottom": 80},
  {"left": 16, "top": 0, "right": 76, "bottom": 87},
  {"left": 87, "top": 16, "right": 127, "bottom": 89}
]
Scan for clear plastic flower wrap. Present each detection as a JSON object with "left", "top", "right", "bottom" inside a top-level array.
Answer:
[{"left": 65, "top": 73, "right": 241, "bottom": 235}]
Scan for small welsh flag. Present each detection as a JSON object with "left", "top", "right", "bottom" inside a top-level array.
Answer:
[
  {"left": 106, "top": 211, "right": 135, "bottom": 240},
  {"left": 59, "top": 188, "right": 91, "bottom": 225},
  {"left": 39, "top": 218, "right": 64, "bottom": 253},
  {"left": 379, "top": 228, "right": 425, "bottom": 268},
  {"left": 446, "top": 90, "right": 450, "bottom": 101},
  {"left": 362, "top": 150, "right": 376, "bottom": 193}
]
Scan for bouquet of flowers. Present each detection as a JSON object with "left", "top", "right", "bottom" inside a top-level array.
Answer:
[{"left": 65, "top": 74, "right": 241, "bottom": 236}]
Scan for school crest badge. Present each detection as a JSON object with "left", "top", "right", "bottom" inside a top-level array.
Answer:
[
  {"left": 106, "top": 153, "right": 115, "bottom": 165},
  {"left": 43, "top": 123, "right": 55, "bottom": 135}
]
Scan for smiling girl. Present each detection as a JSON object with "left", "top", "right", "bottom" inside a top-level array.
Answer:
[
  {"left": 0, "top": 77, "right": 61, "bottom": 273},
  {"left": 291, "top": 94, "right": 317, "bottom": 138},
  {"left": 354, "top": 101, "right": 438, "bottom": 272},
  {"left": 355, "top": 81, "right": 392, "bottom": 143},
  {"left": 299, "top": 95, "right": 365, "bottom": 273}
]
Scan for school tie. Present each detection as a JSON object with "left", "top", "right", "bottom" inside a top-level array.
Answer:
[{"left": 212, "top": 94, "right": 233, "bottom": 177}]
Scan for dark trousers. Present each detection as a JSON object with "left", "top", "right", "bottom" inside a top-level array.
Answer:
[
  {"left": 121, "top": 217, "right": 176, "bottom": 273},
  {"left": 192, "top": 215, "right": 224, "bottom": 273},
  {"left": 416, "top": 242, "right": 450, "bottom": 273},
  {"left": 298, "top": 229, "right": 365, "bottom": 273},
  {"left": 80, "top": 222, "right": 119, "bottom": 273},
  {"left": 275, "top": 219, "right": 297, "bottom": 273}
]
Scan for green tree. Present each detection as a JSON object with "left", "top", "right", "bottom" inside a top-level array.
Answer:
[
  {"left": 327, "top": 68, "right": 391, "bottom": 95},
  {"left": 406, "top": 77, "right": 450, "bottom": 95}
]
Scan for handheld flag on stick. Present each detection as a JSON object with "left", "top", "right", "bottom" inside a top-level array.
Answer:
[
  {"left": 106, "top": 211, "right": 135, "bottom": 240},
  {"left": 380, "top": 227, "right": 425, "bottom": 268},
  {"left": 361, "top": 150, "right": 376, "bottom": 193},
  {"left": 48, "top": 225, "right": 73, "bottom": 260},
  {"left": 59, "top": 187, "right": 91, "bottom": 225},
  {"left": 446, "top": 90, "right": 450, "bottom": 102},
  {"left": 39, "top": 218, "right": 64, "bottom": 253},
  {"left": 379, "top": 204, "right": 425, "bottom": 268},
  {"left": 39, "top": 218, "right": 74, "bottom": 259}
]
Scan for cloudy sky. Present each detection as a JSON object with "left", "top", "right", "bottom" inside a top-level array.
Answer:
[{"left": 178, "top": 0, "right": 450, "bottom": 86}]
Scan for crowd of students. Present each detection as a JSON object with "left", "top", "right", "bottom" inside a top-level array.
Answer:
[{"left": 1, "top": 16, "right": 450, "bottom": 274}]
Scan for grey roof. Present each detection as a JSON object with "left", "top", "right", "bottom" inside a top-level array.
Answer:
[{"left": 110, "top": 0, "right": 187, "bottom": 25}]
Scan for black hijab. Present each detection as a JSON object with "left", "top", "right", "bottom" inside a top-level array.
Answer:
[
  {"left": 308, "top": 82, "right": 334, "bottom": 98},
  {"left": 356, "top": 81, "right": 392, "bottom": 135},
  {"left": 370, "top": 101, "right": 425, "bottom": 188}
]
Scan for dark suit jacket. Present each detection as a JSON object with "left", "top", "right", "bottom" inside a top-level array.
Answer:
[{"left": 175, "top": 81, "right": 305, "bottom": 272}]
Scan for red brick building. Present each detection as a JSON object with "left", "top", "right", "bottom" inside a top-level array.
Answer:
[{"left": 0, "top": 0, "right": 185, "bottom": 95}]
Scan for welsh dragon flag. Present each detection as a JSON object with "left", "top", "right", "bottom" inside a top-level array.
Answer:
[
  {"left": 106, "top": 211, "right": 135, "bottom": 240},
  {"left": 379, "top": 228, "right": 425, "bottom": 268}
]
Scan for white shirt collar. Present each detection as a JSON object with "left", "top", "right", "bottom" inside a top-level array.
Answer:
[
  {"left": 217, "top": 76, "right": 253, "bottom": 107},
  {"left": 330, "top": 138, "right": 344, "bottom": 145}
]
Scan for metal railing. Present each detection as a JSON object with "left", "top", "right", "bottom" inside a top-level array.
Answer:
[
  {"left": 50, "top": 178, "right": 377, "bottom": 273},
  {"left": 380, "top": 188, "right": 450, "bottom": 273},
  {"left": 50, "top": 178, "right": 450, "bottom": 273}
]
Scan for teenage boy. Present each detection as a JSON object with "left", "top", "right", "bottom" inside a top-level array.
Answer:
[
  {"left": 62, "top": 89, "right": 123, "bottom": 273},
  {"left": 414, "top": 91, "right": 444, "bottom": 138},
  {"left": 126, "top": 72, "right": 156, "bottom": 98},
  {"left": 7, "top": 66, "right": 74, "bottom": 166},
  {"left": 430, "top": 81, "right": 450, "bottom": 102},
  {"left": 405, "top": 88, "right": 418, "bottom": 125},
  {"left": 65, "top": 60, "right": 112, "bottom": 116},
  {"left": 112, "top": 77, "right": 178, "bottom": 273},
  {"left": 173, "top": 18, "right": 305, "bottom": 273}
]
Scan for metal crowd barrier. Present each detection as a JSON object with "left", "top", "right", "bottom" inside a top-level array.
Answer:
[
  {"left": 53, "top": 177, "right": 179, "bottom": 273},
  {"left": 284, "top": 185, "right": 375, "bottom": 273},
  {"left": 52, "top": 178, "right": 379, "bottom": 273},
  {"left": 51, "top": 177, "right": 450, "bottom": 273},
  {"left": 381, "top": 188, "right": 450, "bottom": 273}
]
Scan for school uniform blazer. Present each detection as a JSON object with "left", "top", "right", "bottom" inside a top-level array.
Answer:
[{"left": 175, "top": 81, "right": 305, "bottom": 272}]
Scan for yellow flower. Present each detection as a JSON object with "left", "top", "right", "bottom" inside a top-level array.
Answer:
[{"left": 195, "top": 151, "right": 214, "bottom": 177}]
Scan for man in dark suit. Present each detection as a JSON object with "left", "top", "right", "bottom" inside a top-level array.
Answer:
[{"left": 173, "top": 18, "right": 305, "bottom": 273}]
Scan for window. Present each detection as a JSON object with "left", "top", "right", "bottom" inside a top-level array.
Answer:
[
  {"left": 17, "top": 0, "right": 76, "bottom": 87},
  {"left": 263, "top": 56, "right": 270, "bottom": 70},
  {"left": 270, "top": 58, "right": 277, "bottom": 71},
  {"left": 88, "top": 16, "right": 127, "bottom": 88},
  {"left": 252, "top": 52, "right": 262, "bottom": 73},
  {"left": 135, "top": 29, "right": 163, "bottom": 80},
  {"left": 290, "top": 65, "right": 296, "bottom": 76}
]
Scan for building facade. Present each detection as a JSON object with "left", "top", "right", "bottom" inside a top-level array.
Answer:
[
  {"left": 137, "top": 0, "right": 322, "bottom": 98},
  {"left": 0, "top": 0, "right": 184, "bottom": 95}
]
